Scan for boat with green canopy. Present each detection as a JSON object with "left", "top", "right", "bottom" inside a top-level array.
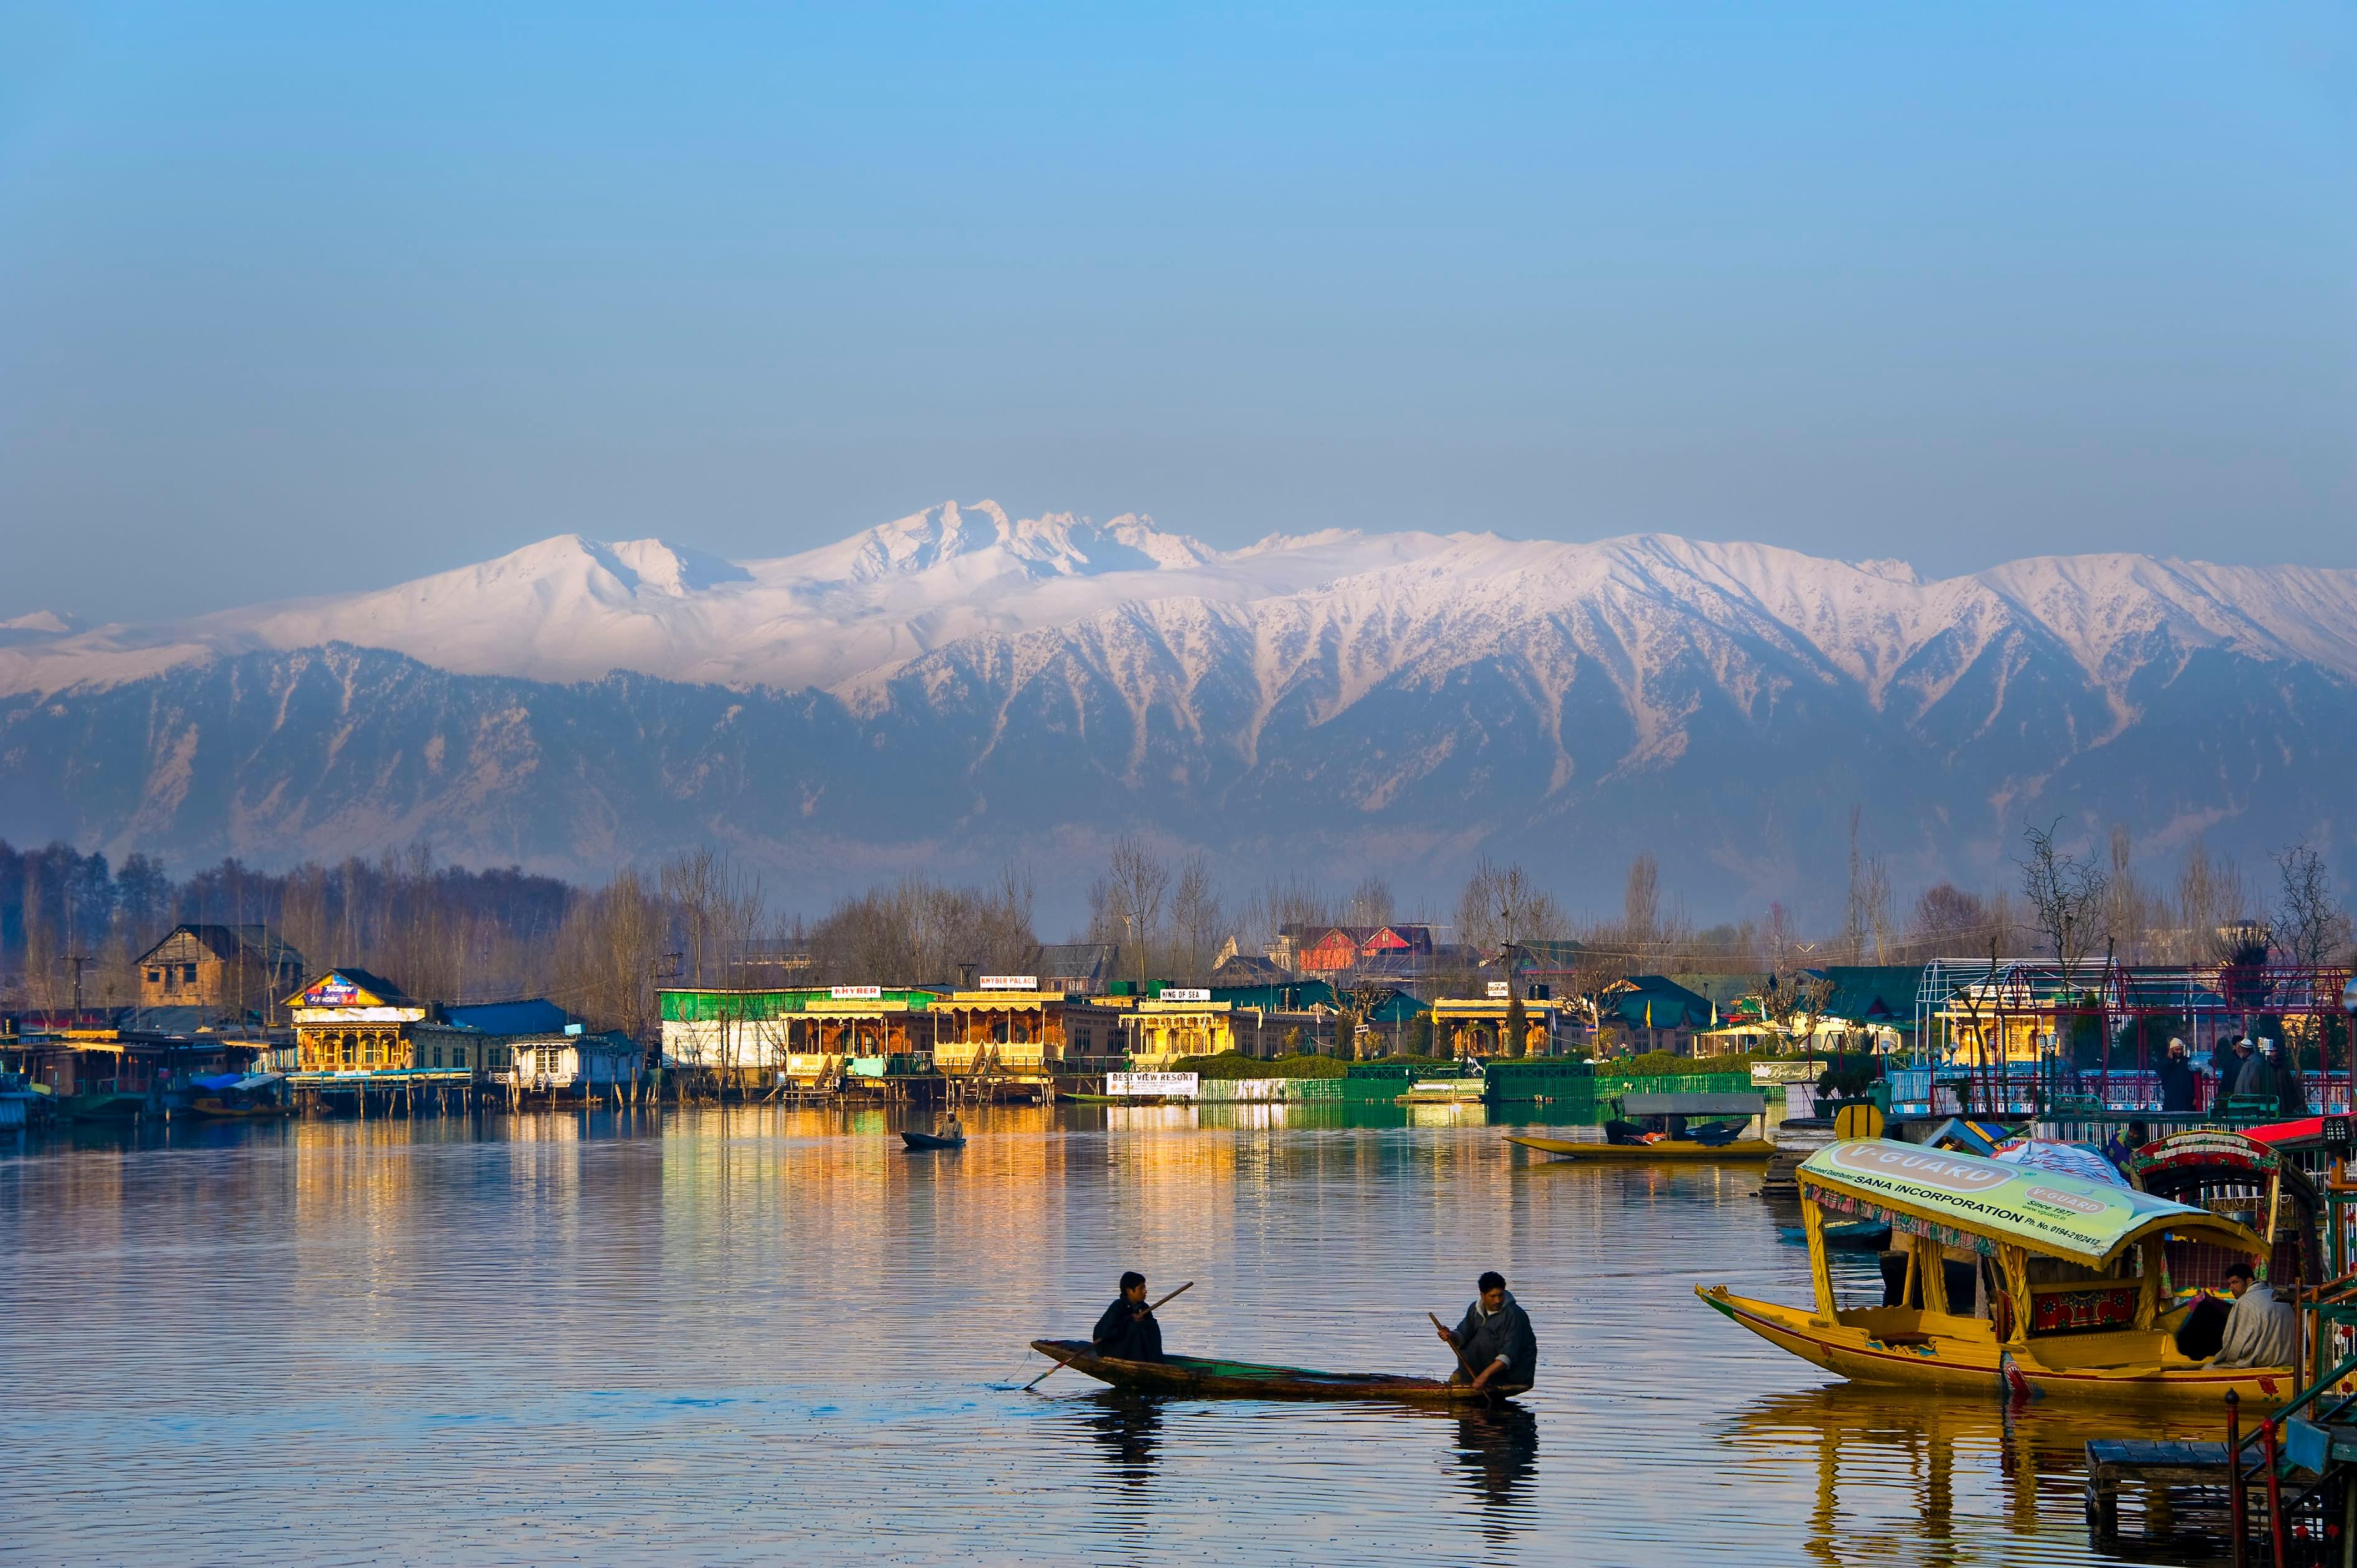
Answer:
[{"left": 1697, "top": 1137, "right": 2292, "bottom": 1406}]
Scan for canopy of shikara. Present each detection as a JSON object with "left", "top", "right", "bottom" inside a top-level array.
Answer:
[{"left": 1799, "top": 1139, "right": 2265, "bottom": 1269}]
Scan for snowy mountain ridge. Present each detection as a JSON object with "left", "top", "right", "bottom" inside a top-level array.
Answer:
[
  {"left": 4, "top": 502, "right": 2355, "bottom": 913},
  {"left": 4, "top": 501, "right": 2355, "bottom": 711}
]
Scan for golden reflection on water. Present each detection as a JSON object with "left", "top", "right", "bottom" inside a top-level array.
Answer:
[{"left": 0, "top": 1106, "right": 2213, "bottom": 1564}]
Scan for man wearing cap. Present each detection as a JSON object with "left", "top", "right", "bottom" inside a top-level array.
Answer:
[
  {"left": 2156, "top": 1038, "right": 2200, "bottom": 1114},
  {"left": 2229, "top": 1037, "right": 2274, "bottom": 1104}
]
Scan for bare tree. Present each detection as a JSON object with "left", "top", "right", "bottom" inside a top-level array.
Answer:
[
  {"left": 1170, "top": 853, "right": 1223, "bottom": 981},
  {"left": 1907, "top": 884, "right": 1989, "bottom": 956},
  {"left": 660, "top": 847, "right": 765, "bottom": 986},
  {"left": 1344, "top": 875, "right": 1395, "bottom": 928},
  {"left": 1622, "top": 852, "right": 1661, "bottom": 951},
  {"left": 2019, "top": 819, "right": 2108, "bottom": 972},
  {"left": 551, "top": 868, "right": 665, "bottom": 1038},
  {"left": 1457, "top": 857, "right": 1569, "bottom": 961},
  {"left": 2275, "top": 842, "right": 2352, "bottom": 968},
  {"left": 2102, "top": 824, "right": 2157, "bottom": 963},
  {"left": 1860, "top": 855, "right": 1893, "bottom": 964},
  {"left": 1103, "top": 835, "right": 1171, "bottom": 988},
  {"left": 1758, "top": 900, "right": 1797, "bottom": 977},
  {"left": 2174, "top": 838, "right": 2254, "bottom": 964}
]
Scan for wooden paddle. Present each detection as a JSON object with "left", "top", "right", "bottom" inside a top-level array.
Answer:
[
  {"left": 1429, "top": 1310, "right": 1502, "bottom": 1406},
  {"left": 1025, "top": 1281, "right": 1195, "bottom": 1391}
]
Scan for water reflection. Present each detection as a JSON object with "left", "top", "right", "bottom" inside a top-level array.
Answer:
[
  {"left": 1720, "top": 1386, "right": 2221, "bottom": 1567},
  {"left": 1081, "top": 1391, "right": 1165, "bottom": 1495},
  {"left": 0, "top": 1108, "right": 2178, "bottom": 1563},
  {"left": 1453, "top": 1403, "right": 1539, "bottom": 1542}
]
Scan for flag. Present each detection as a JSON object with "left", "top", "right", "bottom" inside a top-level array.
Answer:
[{"left": 1645, "top": 1000, "right": 1653, "bottom": 1029}]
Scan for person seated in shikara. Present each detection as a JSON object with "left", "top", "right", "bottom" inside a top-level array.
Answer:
[
  {"left": 2210, "top": 1261, "right": 2297, "bottom": 1370},
  {"left": 1093, "top": 1271, "right": 1166, "bottom": 1362},
  {"left": 1436, "top": 1271, "right": 1538, "bottom": 1393}
]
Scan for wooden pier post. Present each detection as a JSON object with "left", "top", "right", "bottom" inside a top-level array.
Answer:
[{"left": 2228, "top": 1391, "right": 2246, "bottom": 1568}]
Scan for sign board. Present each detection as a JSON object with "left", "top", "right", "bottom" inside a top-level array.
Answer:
[
  {"left": 302, "top": 975, "right": 365, "bottom": 1007},
  {"left": 1106, "top": 1071, "right": 1199, "bottom": 1099},
  {"left": 829, "top": 986, "right": 882, "bottom": 1001},
  {"left": 1486, "top": 982, "right": 1511, "bottom": 999},
  {"left": 1159, "top": 987, "right": 1210, "bottom": 1003},
  {"left": 979, "top": 975, "right": 1038, "bottom": 991}
]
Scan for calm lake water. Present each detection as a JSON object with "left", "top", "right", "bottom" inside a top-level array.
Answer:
[{"left": 0, "top": 1106, "right": 2231, "bottom": 1564}]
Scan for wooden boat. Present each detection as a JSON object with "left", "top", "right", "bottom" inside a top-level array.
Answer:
[
  {"left": 185, "top": 1096, "right": 296, "bottom": 1120},
  {"left": 2127, "top": 1128, "right": 2321, "bottom": 1295},
  {"left": 1506, "top": 1132, "right": 1773, "bottom": 1162},
  {"left": 901, "top": 1129, "right": 966, "bottom": 1150},
  {"left": 1777, "top": 1217, "right": 1890, "bottom": 1251},
  {"left": 1029, "top": 1339, "right": 1525, "bottom": 1405},
  {"left": 1699, "top": 1138, "right": 2295, "bottom": 1407}
]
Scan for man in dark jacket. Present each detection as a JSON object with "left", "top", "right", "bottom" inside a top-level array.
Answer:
[
  {"left": 2229, "top": 1037, "right": 2273, "bottom": 1104},
  {"left": 2156, "top": 1038, "right": 2200, "bottom": 1114},
  {"left": 2272, "top": 1042, "right": 2308, "bottom": 1115},
  {"left": 1437, "top": 1271, "right": 1538, "bottom": 1391},
  {"left": 1092, "top": 1271, "right": 1165, "bottom": 1362}
]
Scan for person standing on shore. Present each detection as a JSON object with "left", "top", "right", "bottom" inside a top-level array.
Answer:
[{"left": 2156, "top": 1038, "right": 2200, "bottom": 1114}]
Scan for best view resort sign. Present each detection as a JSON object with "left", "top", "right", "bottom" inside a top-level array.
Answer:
[{"left": 1106, "top": 1072, "right": 1200, "bottom": 1099}]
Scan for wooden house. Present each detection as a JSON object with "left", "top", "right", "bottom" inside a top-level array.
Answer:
[
  {"left": 1127, "top": 997, "right": 1236, "bottom": 1067},
  {"left": 288, "top": 970, "right": 429, "bottom": 1073},
  {"left": 1277, "top": 924, "right": 1437, "bottom": 976},
  {"left": 658, "top": 986, "right": 938, "bottom": 1086},
  {"left": 136, "top": 925, "right": 307, "bottom": 1020},
  {"left": 931, "top": 987, "right": 1069, "bottom": 1076},
  {"left": 1432, "top": 995, "right": 1569, "bottom": 1058},
  {"left": 505, "top": 1030, "right": 643, "bottom": 1095}
]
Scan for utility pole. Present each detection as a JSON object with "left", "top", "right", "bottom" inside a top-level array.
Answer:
[{"left": 69, "top": 953, "right": 90, "bottom": 1016}]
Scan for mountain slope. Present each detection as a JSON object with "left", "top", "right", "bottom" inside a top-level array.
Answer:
[{"left": 2, "top": 504, "right": 2353, "bottom": 916}]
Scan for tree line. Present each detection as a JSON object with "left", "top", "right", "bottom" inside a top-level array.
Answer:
[{"left": 3, "top": 818, "right": 2349, "bottom": 1039}]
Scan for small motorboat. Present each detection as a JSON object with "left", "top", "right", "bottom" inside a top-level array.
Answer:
[
  {"left": 901, "top": 1129, "right": 967, "bottom": 1150},
  {"left": 1027, "top": 1340, "right": 1524, "bottom": 1406}
]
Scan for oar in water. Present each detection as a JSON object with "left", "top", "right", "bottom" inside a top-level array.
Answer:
[
  {"left": 1024, "top": 1281, "right": 1196, "bottom": 1391},
  {"left": 1428, "top": 1310, "right": 1501, "bottom": 1405}
]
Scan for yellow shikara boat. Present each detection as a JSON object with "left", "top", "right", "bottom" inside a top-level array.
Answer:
[
  {"left": 1506, "top": 1132, "right": 1775, "bottom": 1162},
  {"left": 1699, "top": 1138, "right": 2297, "bottom": 1407}
]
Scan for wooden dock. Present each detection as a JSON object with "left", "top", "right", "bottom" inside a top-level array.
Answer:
[{"left": 2084, "top": 1439, "right": 2232, "bottom": 1544}]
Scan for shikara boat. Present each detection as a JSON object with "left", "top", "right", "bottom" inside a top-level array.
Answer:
[
  {"left": 1029, "top": 1340, "right": 1524, "bottom": 1405},
  {"left": 901, "top": 1130, "right": 966, "bottom": 1150},
  {"left": 2127, "top": 1128, "right": 2321, "bottom": 1294},
  {"left": 183, "top": 1072, "right": 294, "bottom": 1120},
  {"left": 1508, "top": 1091, "right": 1772, "bottom": 1161},
  {"left": 1698, "top": 1138, "right": 2295, "bottom": 1407},
  {"left": 1509, "top": 1134, "right": 1775, "bottom": 1162}
]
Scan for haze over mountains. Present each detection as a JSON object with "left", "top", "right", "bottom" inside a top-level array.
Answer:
[{"left": 4, "top": 501, "right": 2352, "bottom": 923}]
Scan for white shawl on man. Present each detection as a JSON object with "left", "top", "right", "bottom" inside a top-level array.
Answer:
[{"left": 2211, "top": 1282, "right": 2297, "bottom": 1370}]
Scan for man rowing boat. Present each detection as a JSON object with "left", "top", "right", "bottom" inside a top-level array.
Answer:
[
  {"left": 1436, "top": 1271, "right": 1538, "bottom": 1392},
  {"left": 1093, "top": 1270, "right": 1167, "bottom": 1362}
]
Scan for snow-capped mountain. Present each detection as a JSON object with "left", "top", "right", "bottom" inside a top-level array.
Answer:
[{"left": 3, "top": 502, "right": 2353, "bottom": 917}]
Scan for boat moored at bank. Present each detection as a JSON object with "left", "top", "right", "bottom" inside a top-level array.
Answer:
[{"left": 1699, "top": 1138, "right": 2294, "bottom": 1406}]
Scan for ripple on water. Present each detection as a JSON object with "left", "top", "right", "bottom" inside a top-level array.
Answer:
[{"left": 0, "top": 1108, "right": 2200, "bottom": 1563}]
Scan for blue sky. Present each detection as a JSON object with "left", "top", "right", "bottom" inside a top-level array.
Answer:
[{"left": 2, "top": 1, "right": 2351, "bottom": 622}]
